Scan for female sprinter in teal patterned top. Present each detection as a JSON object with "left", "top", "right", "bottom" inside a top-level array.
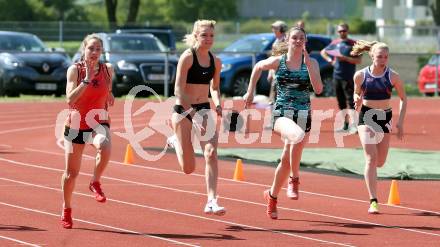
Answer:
[{"left": 244, "top": 26, "right": 323, "bottom": 219}]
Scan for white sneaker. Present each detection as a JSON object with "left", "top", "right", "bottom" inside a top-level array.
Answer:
[
  {"left": 204, "top": 198, "right": 226, "bottom": 216},
  {"left": 348, "top": 126, "right": 358, "bottom": 134},
  {"left": 368, "top": 201, "right": 379, "bottom": 214},
  {"left": 166, "top": 135, "right": 178, "bottom": 149}
]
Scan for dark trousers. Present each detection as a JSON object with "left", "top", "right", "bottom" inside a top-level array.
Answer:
[{"left": 334, "top": 78, "right": 355, "bottom": 110}]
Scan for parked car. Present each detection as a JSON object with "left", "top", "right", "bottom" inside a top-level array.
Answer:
[
  {"left": 72, "top": 32, "right": 178, "bottom": 96},
  {"left": 0, "top": 31, "right": 70, "bottom": 96},
  {"left": 218, "top": 33, "right": 333, "bottom": 96},
  {"left": 418, "top": 52, "right": 440, "bottom": 96},
  {"left": 115, "top": 28, "right": 177, "bottom": 53}
]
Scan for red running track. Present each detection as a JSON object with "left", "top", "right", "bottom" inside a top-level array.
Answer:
[{"left": 0, "top": 98, "right": 439, "bottom": 246}]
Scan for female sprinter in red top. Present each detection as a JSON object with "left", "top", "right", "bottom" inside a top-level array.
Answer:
[{"left": 61, "top": 34, "right": 114, "bottom": 228}]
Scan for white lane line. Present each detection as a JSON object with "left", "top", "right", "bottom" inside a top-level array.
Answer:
[
  {"left": 1, "top": 157, "right": 440, "bottom": 238},
  {"left": 0, "top": 177, "right": 355, "bottom": 246},
  {"left": 0, "top": 235, "right": 41, "bottom": 247},
  {"left": 26, "top": 147, "right": 440, "bottom": 216},
  {"left": 0, "top": 125, "right": 55, "bottom": 135},
  {"left": 0, "top": 119, "right": 144, "bottom": 135},
  {"left": 0, "top": 200, "right": 199, "bottom": 247},
  {"left": 0, "top": 118, "right": 53, "bottom": 125}
]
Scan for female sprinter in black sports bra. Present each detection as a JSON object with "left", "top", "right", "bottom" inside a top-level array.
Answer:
[
  {"left": 351, "top": 40, "right": 407, "bottom": 214},
  {"left": 168, "top": 20, "right": 225, "bottom": 216}
]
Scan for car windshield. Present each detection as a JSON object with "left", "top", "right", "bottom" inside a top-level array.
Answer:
[
  {"left": 428, "top": 54, "right": 440, "bottom": 65},
  {"left": 109, "top": 36, "right": 166, "bottom": 52},
  {"left": 0, "top": 34, "right": 46, "bottom": 52},
  {"left": 224, "top": 36, "right": 272, "bottom": 53}
]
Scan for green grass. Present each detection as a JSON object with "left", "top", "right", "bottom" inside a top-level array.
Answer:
[
  {"left": 0, "top": 94, "right": 169, "bottom": 102},
  {"left": 45, "top": 40, "right": 232, "bottom": 57},
  {"left": 0, "top": 94, "right": 65, "bottom": 102},
  {"left": 403, "top": 83, "right": 422, "bottom": 96},
  {"left": 46, "top": 41, "right": 80, "bottom": 57},
  {"left": 176, "top": 40, "right": 232, "bottom": 53}
]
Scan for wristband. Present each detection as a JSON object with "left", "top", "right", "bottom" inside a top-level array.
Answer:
[
  {"left": 81, "top": 79, "right": 90, "bottom": 85},
  {"left": 216, "top": 105, "right": 222, "bottom": 112}
]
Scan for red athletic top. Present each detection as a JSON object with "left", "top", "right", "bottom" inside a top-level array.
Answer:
[{"left": 66, "top": 62, "right": 111, "bottom": 130}]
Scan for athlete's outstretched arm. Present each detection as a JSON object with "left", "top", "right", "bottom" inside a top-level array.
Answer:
[
  {"left": 174, "top": 50, "right": 192, "bottom": 110},
  {"left": 353, "top": 70, "right": 364, "bottom": 111},
  {"left": 244, "top": 56, "right": 280, "bottom": 107},
  {"left": 66, "top": 65, "right": 86, "bottom": 104},
  {"left": 391, "top": 71, "right": 407, "bottom": 140},
  {"left": 307, "top": 59, "right": 323, "bottom": 94},
  {"left": 210, "top": 56, "right": 222, "bottom": 115}
]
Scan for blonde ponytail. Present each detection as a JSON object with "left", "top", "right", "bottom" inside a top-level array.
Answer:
[{"left": 351, "top": 40, "right": 388, "bottom": 56}]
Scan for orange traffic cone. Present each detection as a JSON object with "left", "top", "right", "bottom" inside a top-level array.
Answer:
[
  {"left": 387, "top": 180, "right": 400, "bottom": 205},
  {"left": 233, "top": 159, "right": 244, "bottom": 181},
  {"left": 124, "top": 144, "right": 134, "bottom": 165}
]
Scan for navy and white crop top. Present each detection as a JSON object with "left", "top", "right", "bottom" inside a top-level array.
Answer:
[
  {"left": 186, "top": 48, "right": 215, "bottom": 84},
  {"left": 361, "top": 66, "right": 393, "bottom": 100}
]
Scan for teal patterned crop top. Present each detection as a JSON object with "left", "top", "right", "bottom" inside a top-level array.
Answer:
[{"left": 274, "top": 54, "right": 311, "bottom": 112}]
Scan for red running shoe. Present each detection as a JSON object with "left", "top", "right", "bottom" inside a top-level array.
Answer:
[
  {"left": 61, "top": 208, "right": 73, "bottom": 229},
  {"left": 263, "top": 190, "right": 278, "bottom": 219},
  {"left": 89, "top": 181, "right": 106, "bottom": 203},
  {"left": 286, "top": 177, "right": 300, "bottom": 200}
]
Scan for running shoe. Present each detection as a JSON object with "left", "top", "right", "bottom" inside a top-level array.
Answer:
[
  {"left": 61, "top": 208, "right": 73, "bottom": 229},
  {"left": 166, "top": 135, "right": 178, "bottom": 149},
  {"left": 89, "top": 181, "right": 106, "bottom": 203},
  {"left": 286, "top": 177, "right": 300, "bottom": 200},
  {"left": 204, "top": 198, "right": 226, "bottom": 216},
  {"left": 263, "top": 189, "right": 278, "bottom": 219},
  {"left": 348, "top": 126, "right": 358, "bottom": 134},
  {"left": 368, "top": 201, "right": 379, "bottom": 214}
]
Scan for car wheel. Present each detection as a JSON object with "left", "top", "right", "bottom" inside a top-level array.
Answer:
[
  {"left": 5, "top": 87, "right": 19, "bottom": 97},
  {"left": 55, "top": 91, "right": 63, "bottom": 97},
  {"left": 0, "top": 80, "right": 4, "bottom": 97},
  {"left": 425, "top": 92, "right": 434, "bottom": 97},
  {"left": 112, "top": 81, "right": 122, "bottom": 97},
  {"left": 315, "top": 73, "right": 334, "bottom": 97},
  {"left": 232, "top": 72, "right": 250, "bottom": 96}
]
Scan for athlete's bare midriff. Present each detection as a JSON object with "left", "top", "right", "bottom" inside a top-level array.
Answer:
[
  {"left": 362, "top": 99, "right": 391, "bottom": 110},
  {"left": 176, "top": 83, "right": 210, "bottom": 105}
]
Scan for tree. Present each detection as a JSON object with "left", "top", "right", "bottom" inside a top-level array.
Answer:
[
  {"left": 126, "top": 0, "right": 140, "bottom": 24},
  {"left": 43, "top": 0, "right": 75, "bottom": 21},
  {"left": 431, "top": 0, "right": 440, "bottom": 26},
  {"left": 105, "top": 0, "right": 118, "bottom": 29},
  {"left": 0, "top": 0, "right": 37, "bottom": 21},
  {"left": 165, "top": 0, "right": 237, "bottom": 22},
  {"left": 431, "top": 0, "right": 440, "bottom": 49},
  {"left": 105, "top": 0, "right": 141, "bottom": 29}
]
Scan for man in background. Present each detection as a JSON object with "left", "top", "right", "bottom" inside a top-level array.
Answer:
[{"left": 321, "top": 23, "right": 361, "bottom": 133}]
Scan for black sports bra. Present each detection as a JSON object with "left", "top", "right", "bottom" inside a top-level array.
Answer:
[{"left": 186, "top": 48, "right": 215, "bottom": 84}]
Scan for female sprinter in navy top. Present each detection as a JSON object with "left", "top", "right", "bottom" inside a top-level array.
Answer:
[
  {"left": 351, "top": 40, "right": 407, "bottom": 214},
  {"left": 244, "top": 26, "right": 323, "bottom": 219}
]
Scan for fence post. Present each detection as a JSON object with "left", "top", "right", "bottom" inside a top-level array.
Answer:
[
  {"left": 252, "top": 53, "right": 256, "bottom": 96},
  {"left": 164, "top": 51, "right": 169, "bottom": 97},
  {"left": 436, "top": 53, "right": 439, "bottom": 97},
  {"left": 236, "top": 22, "right": 240, "bottom": 34},
  {"left": 59, "top": 21, "right": 63, "bottom": 48}
]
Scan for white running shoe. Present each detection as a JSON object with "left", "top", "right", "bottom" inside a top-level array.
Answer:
[
  {"left": 204, "top": 198, "right": 226, "bottom": 216},
  {"left": 166, "top": 135, "right": 178, "bottom": 149},
  {"left": 368, "top": 201, "right": 379, "bottom": 214}
]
